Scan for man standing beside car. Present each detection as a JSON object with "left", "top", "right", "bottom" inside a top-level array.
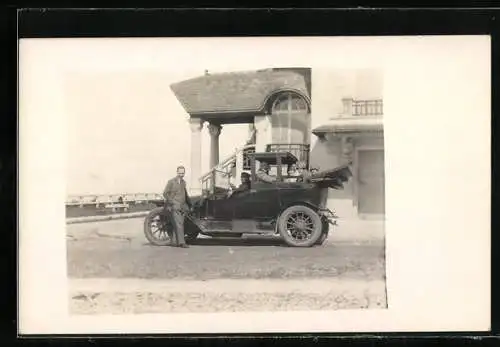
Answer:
[{"left": 163, "top": 165, "right": 192, "bottom": 248}]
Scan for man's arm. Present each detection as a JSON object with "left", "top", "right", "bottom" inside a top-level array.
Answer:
[
  {"left": 163, "top": 180, "right": 174, "bottom": 205},
  {"left": 184, "top": 187, "right": 192, "bottom": 208},
  {"left": 257, "top": 171, "right": 277, "bottom": 183},
  {"left": 233, "top": 183, "right": 249, "bottom": 193}
]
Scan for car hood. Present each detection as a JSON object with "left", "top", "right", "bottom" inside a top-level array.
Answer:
[{"left": 310, "top": 164, "right": 353, "bottom": 189}]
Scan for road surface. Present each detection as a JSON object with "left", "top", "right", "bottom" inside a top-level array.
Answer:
[{"left": 66, "top": 218, "right": 388, "bottom": 314}]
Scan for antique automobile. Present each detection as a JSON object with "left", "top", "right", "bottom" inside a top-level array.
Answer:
[{"left": 144, "top": 151, "right": 352, "bottom": 247}]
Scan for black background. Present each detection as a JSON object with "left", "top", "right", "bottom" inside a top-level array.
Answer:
[{"left": 4, "top": 5, "right": 499, "bottom": 345}]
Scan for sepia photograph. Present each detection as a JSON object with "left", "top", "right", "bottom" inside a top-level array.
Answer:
[
  {"left": 19, "top": 35, "right": 490, "bottom": 334},
  {"left": 65, "top": 66, "right": 387, "bottom": 314}
]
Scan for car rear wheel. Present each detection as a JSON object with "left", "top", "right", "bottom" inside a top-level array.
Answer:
[{"left": 278, "top": 205, "right": 323, "bottom": 247}]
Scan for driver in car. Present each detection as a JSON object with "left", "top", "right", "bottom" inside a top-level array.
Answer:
[
  {"left": 256, "top": 162, "right": 277, "bottom": 183},
  {"left": 229, "top": 172, "right": 251, "bottom": 195}
]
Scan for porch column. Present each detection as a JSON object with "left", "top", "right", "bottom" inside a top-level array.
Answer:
[
  {"left": 207, "top": 123, "right": 222, "bottom": 168},
  {"left": 189, "top": 118, "right": 204, "bottom": 195},
  {"left": 254, "top": 115, "right": 271, "bottom": 152}
]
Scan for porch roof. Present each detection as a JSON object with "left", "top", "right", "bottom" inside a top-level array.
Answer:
[
  {"left": 312, "top": 116, "right": 384, "bottom": 136},
  {"left": 170, "top": 68, "right": 310, "bottom": 117}
]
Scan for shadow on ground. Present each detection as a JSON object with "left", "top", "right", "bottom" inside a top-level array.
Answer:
[{"left": 140, "top": 236, "right": 288, "bottom": 248}]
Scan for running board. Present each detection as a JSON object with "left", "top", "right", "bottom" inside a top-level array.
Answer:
[{"left": 190, "top": 218, "right": 276, "bottom": 235}]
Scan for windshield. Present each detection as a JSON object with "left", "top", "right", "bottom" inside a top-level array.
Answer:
[{"left": 201, "top": 168, "right": 232, "bottom": 195}]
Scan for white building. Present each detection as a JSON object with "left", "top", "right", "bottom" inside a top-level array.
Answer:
[{"left": 170, "top": 67, "right": 384, "bottom": 220}]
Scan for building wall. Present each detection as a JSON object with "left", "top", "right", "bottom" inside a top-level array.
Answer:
[
  {"left": 310, "top": 68, "right": 384, "bottom": 129},
  {"left": 309, "top": 137, "right": 354, "bottom": 218},
  {"left": 309, "top": 68, "right": 384, "bottom": 219},
  {"left": 248, "top": 68, "right": 385, "bottom": 218},
  {"left": 310, "top": 133, "right": 384, "bottom": 219}
]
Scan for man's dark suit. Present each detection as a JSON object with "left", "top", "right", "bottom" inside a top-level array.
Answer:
[{"left": 163, "top": 177, "right": 192, "bottom": 246}]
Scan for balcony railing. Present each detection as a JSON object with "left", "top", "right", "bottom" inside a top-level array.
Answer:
[
  {"left": 242, "top": 146, "right": 255, "bottom": 170},
  {"left": 201, "top": 168, "right": 232, "bottom": 195},
  {"left": 199, "top": 144, "right": 256, "bottom": 196},
  {"left": 266, "top": 143, "right": 311, "bottom": 168},
  {"left": 199, "top": 143, "right": 311, "bottom": 196},
  {"left": 342, "top": 98, "right": 383, "bottom": 117}
]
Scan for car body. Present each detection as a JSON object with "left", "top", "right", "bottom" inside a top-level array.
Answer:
[{"left": 144, "top": 151, "right": 352, "bottom": 247}]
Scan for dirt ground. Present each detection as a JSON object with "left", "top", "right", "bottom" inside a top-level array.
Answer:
[
  {"left": 69, "top": 278, "right": 387, "bottom": 314},
  {"left": 67, "top": 218, "right": 387, "bottom": 314}
]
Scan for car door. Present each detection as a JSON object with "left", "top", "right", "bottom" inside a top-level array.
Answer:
[
  {"left": 209, "top": 196, "right": 235, "bottom": 220},
  {"left": 232, "top": 182, "right": 281, "bottom": 220}
]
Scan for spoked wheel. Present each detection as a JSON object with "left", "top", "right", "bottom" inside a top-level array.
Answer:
[
  {"left": 143, "top": 207, "right": 173, "bottom": 246},
  {"left": 144, "top": 207, "right": 201, "bottom": 246},
  {"left": 278, "top": 205, "right": 322, "bottom": 247}
]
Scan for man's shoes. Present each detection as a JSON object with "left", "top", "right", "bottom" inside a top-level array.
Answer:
[{"left": 178, "top": 244, "right": 189, "bottom": 248}]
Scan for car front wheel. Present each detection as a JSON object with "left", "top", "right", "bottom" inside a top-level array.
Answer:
[
  {"left": 144, "top": 207, "right": 173, "bottom": 246},
  {"left": 144, "top": 207, "right": 200, "bottom": 246},
  {"left": 278, "top": 205, "right": 323, "bottom": 247}
]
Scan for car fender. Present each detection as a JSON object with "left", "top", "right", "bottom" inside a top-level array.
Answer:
[
  {"left": 279, "top": 200, "right": 320, "bottom": 213},
  {"left": 274, "top": 201, "right": 337, "bottom": 234},
  {"left": 273, "top": 201, "right": 322, "bottom": 234}
]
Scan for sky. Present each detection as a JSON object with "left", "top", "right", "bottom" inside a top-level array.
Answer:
[
  {"left": 64, "top": 68, "right": 250, "bottom": 195},
  {"left": 19, "top": 36, "right": 491, "bottom": 331}
]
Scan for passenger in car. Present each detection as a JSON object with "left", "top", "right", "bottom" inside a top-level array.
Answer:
[
  {"left": 256, "top": 162, "right": 277, "bottom": 183},
  {"left": 285, "top": 163, "right": 300, "bottom": 182},
  {"left": 310, "top": 166, "right": 320, "bottom": 176},
  {"left": 296, "top": 161, "right": 312, "bottom": 183}
]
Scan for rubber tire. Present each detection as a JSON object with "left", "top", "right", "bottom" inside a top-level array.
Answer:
[
  {"left": 315, "top": 220, "right": 330, "bottom": 246},
  {"left": 144, "top": 207, "right": 172, "bottom": 246},
  {"left": 144, "top": 207, "right": 200, "bottom": 246},
  {"left": 278, "top": 205, "right": 323, "bottom": 247}
]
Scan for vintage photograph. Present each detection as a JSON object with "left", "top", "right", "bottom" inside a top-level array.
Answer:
[
  {"left": 65, "top": 66, "right": 387, "bottom": 314},
  {"left": 19, "top": 34, "right": 490, "bottom": 334}
]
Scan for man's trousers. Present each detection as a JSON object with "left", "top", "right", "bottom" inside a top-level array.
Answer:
[{"left": 170, "top": 208, "right": 186, "bottom": 246}]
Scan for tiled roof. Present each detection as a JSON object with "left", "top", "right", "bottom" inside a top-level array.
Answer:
[{"left": 170, "top": 68, "right": 310, "bottom": 115}]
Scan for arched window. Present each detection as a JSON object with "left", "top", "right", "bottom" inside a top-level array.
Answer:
[{"left": 270, "top": 92, "right": 310, "bottom": 144}]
